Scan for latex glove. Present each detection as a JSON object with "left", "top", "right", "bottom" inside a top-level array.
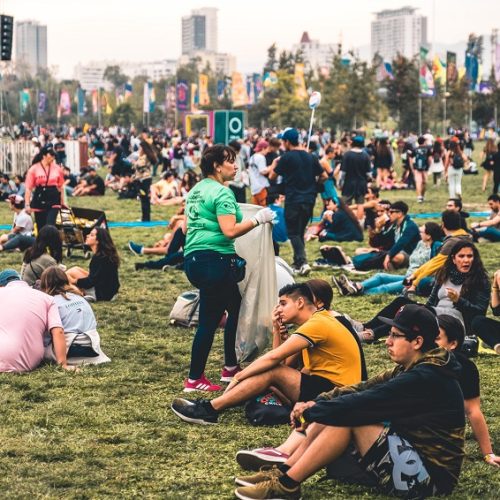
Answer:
[{"left": 252, "top": 207, "right": 276, "bottom": 225}]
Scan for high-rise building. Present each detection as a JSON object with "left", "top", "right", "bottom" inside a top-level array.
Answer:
[
  {"left": 15, "top": 20, "right": 47, "bottom": 75},
  {"left": 291, "top": 32, "right": 338, "bottom": 71},
  {"left": 371, "top": 6, "right": 427, "bottom": 62},
  {"left": 182, "top": 7, "right": 218, "bottom": 55}
]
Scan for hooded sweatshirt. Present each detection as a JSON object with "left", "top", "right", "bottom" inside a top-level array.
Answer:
[{"left": 303, "top": 348, "right": 465, "bottom": 495}]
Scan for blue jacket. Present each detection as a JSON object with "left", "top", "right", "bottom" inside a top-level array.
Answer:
[{"left": 388, "top": 216, "right": 420, "bottom": 258}]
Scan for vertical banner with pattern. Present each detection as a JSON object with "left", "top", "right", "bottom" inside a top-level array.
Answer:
[
  {"left": 92, "top": 90, "right": 98, "bottom": 114},
  {"left": 419, "top": 47, "right": 435, "bottom": 96},
  {"left": 176, "top": 80, "right": 189, "bottom": 110},
  {"left": 124, "top": 82, "right": 133, "bottom": 101},
  {"left": 432, "top": 55, "right": 446, "bottom": 83},
  {"left": 190, "top": 83, "right": 199, "bottom": 111},
  {"left": 198, "top": 74, "right": 210, "bottom": 106},
  {"left": 217, "top": 80, "right": 226, "bottom": 100},
  {"left": 446, "top": 52, "right": 458, "bottom": 86},
  {"left": 253, "top": 73, "right": 263, "bottom": 100},
  {"left": 59, "top": 90, "right": 71, "bottom": 115},
  {"left": 246, "top": 75, "right": 255, "bottom": 105},
  {"left": 77, "top": 87, "right": 86, "bottom": 116},
  {"left": 166, "top": 85, "right": 176, "bottom": 111},
  {"left": 143, "top": 82, "right": 150, "bottom": 113},
  {"left": 149, "top": 83, "right": 156, "bottom": 112},
  {"left": 294, "top": 63, "right": 308, "bottom": 100},
  {"left": 19, "top": 88, "right": 30, "bottom": 114},
  {"left": 465, "top": 52, "right": 479, "bottom": 91},
  {"left": 37, "top": 91, "right": 47, "bottom": 114},
  {"left": 495, "top": 43, "right": 500, "bottom": 83},
  {"left": 231, "top": 72, "right": 248, "bottom": 107}
]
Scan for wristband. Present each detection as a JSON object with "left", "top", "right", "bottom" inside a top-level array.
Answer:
[{"left": 484, "top": 453, "right": 496, "bottom": 463}]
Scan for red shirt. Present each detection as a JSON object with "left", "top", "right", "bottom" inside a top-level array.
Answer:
[{"left": 25, "top": 161, "right": 64, "bottom": 191}]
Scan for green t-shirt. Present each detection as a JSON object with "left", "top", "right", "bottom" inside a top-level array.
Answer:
[{"left": 184, "top": 178, "right": 243, "bottom": 256}]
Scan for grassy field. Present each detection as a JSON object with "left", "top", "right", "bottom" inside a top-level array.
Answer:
[{"left": 0, "top": 150, "right": 498, "bottom": 499}]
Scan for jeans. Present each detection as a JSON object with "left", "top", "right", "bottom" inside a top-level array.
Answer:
[
  {"left": 143, "top": 228, "right": 185, "bottom": 269},
  {"left": 364, "top": 296, "right": 415, "bottom": 339},
  {"left": 478, "top": 226, "right": 500, "bottom": 242},
  {"left": 1, "top": 233, "right": 35, "bottom": 251},
  {"left": 184, "top": 250, "right": 242, "bottom": 379},
  {"left": 361, "top": 273, "right": 404, "bottom": 295},
  {"left": 285, "top": 202, "right": 314, "bottom": 268},
  {"left": 34, "top": 208, "right": 59, "bottom": 230},
  {"left": 448, "top": 168, "right": 463, "bottom": 198},
  {"left": 471, "top": 316, "right": 500, "bottom": 348}
]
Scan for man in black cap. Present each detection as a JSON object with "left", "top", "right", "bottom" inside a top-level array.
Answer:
[
  {"left": 234, "top": 304, "right": 465, "bottom": 500},
  {"left": 269, "top": 128, "right": 325, "bottom": 276}
]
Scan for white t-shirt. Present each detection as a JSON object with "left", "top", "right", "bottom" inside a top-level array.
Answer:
[
  {"left": 53, "top": 292, "right": 97, "bottom": 334},
  {"left": 248, "top": 153, "right": 270, "bottom": 195},
  {"left": 13, "top": 209, "right": 34, "bottom": 236}
]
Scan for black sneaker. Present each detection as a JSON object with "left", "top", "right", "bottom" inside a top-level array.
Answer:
[
  {"left": 331, "top": 275, "right": 348, "bottom": 296},
  {"left": 171, "top": 398, "right": 218, "bottom": 425}
]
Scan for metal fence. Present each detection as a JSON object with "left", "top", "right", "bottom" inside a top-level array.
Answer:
[{"left": 0, "top": 140, "right": 88, "bottom": 176}]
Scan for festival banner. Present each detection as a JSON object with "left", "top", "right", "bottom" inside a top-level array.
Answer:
[
  {"left": 37, "top": 91, "right": 47, "bottom": 114},
  {"left": 263, "top": 71, "right": 278, "bottom": 88},
  {"left": 59, "top": 90, "right": 71, "bottom": 116},
  {"left": 495, "top": 43, "right": 500, "bottom": 82},
  {"left": 253, "top": 73, "right": 263, "bottom": 100},
  {"left": 101, "top": 93, "right": 112, "bottom": 115},
  {"left": 176, "top": 80, "right": 189, "bottom": 110},
  {"left": 294, "top": 63, "right": 308, "bottom": 100},
  {"left": 376, "top": 62, "right": 394, "bottom": 82},
  {"left": 77, "top": 87, "right": 86, "bottom": 116},
  {"left": 124, "top": 82, "right": 133, "bottom": 101},
  {"left": 143, "top": 82, "right": 150, "bottom": 113},
  {"left": 217, "top": 80, "right": 226, "bottom": 100},
  {"left": 149, "top": 83, "right": 156, "bottom": 113},
  {"left": 432, "top": 55, "right": 446, "bottom": 83},
  {"left": 446, "top": 52, "right": 458, "bottom": 85},
  {"left": 231, "top": 72, "right": 248, "bottom": 107},
  {"left": 91, "top": 89, "right": 98, "bottom": 114},
  {"left": 165, "top": 85, "right": 176, "bottom": 111},
  {"left": 419, "top": 47, "right": 435, "bottom": 96},
  {"left": 465, "top": 51, "right": 479, "bottom": 91},
  {"left": 190, "top": 83, "right": 199, "bottom": 111},
  {"left": 198, "top": 74, "right": 210, "bottom": 106},
  {"left": 246, "top": 75, "right": 255, "bottom": 105},
  {"left": 19, "top": 88, "right": 30, "bottom": 114}
]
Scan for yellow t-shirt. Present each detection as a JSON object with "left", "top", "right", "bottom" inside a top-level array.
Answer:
[{"left": 294, "top": 310, "right": 362, "bottom": 387}]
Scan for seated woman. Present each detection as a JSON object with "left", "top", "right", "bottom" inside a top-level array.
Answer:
[
  {"left": 150, "top": 170, "right": 183, "bottom": 205},
  {"left": 21, "top": 225, "right": 63, "bottom": 287},
  {"left": 316, "top": 199, "right": 363, "bottom": 243},
  {"left": 40, "top": 266, "right": 110, "bottom": 365},
  {"left": 0, "top": 195, "right": 35, "bottom": 252},
  {"left": 66, "top": 228, "right": 120, "bottom": 302},
  {"left": 359, "top": 240, "right": 489, "bottom": 342},
  {"left": 436, "top": 315, "right": 499, "bottom": 466},
  {"left": 471, "top": 269, "right": 500, "bottom": 354},
  {"left": 334, "top": 222, "right": 443, "bottom": 296}
]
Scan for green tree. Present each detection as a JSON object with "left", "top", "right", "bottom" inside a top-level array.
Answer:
[
  {"left": 103, "top": 65, "right": 129, "bottom": 89},
  {"left": 111, "top": 103, "right": 136, "bottom": 127}
]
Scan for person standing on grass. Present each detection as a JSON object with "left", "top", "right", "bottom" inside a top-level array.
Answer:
[
  {"left": 445, "top": 139, "right": 467, "bottom": 199},
  {"left": 413, "top": 136, "right": 431, "bottom": 203},
  {"left": 181, "top": 144, "right": 275, "bottom": 393},
  {"left": 268, "top": 128, "right": 326, "bottom": 276},
  {"left": 233, "top": 304, "right": 465, "bottom": 500}
]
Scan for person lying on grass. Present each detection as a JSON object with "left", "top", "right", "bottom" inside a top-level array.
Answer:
[
  {"left": 233, "top": 304, "right": 465, "bottom": 500},
  {"left": 171, "top": 282, "right": 363, "bottom": 425}
]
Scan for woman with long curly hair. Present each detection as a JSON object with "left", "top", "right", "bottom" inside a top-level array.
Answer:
[
  {"left": 66, "top": 227, "right": 120, "bottom": 301},
  {"left": 21, "top": 225, "right": 63, "bottom": 286}
]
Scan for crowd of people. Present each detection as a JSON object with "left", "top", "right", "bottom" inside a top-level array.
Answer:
[{"left": 1, "top": 122, "right": 500, "bottom": 499}]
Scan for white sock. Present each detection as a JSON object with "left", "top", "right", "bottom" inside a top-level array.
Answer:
[{"left": 224, "top": 365, "right": 238, "bottom": 371}]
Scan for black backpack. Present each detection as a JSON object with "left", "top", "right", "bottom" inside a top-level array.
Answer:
[
  {"left": 414, "top": 147, "right": 429, "bottom": 171},
  {"left": 452, "top": 154, "right": 464, "bottom": 170}
]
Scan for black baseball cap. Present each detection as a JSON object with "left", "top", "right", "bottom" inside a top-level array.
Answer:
[{"left": 379, "top": 304, "right": 439, "bottom": 341}]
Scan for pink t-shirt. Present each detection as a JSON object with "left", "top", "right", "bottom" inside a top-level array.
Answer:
[
  {"left": 0, "top": 281, "right": 63, "bottom": 373},
  {"left": 25, "top": 161, "right": 64, "bottom": 191}
]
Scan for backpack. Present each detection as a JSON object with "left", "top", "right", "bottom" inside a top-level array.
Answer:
[
  {"left": 414, "top": 147, "right": 429, "bottom": 171},
  {"left": 169, "top": 290, "right": 200, "bottom": 327},
  {"left": 452, "top": 154, "right": 464, "bottom": 170},
  {"left": 244, "top": 391, "right": 292, "bottom": 426}
]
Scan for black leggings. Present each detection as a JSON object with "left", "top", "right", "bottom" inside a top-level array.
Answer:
[
  {"left": 471, "top": 316, "right": 500, "bottom": 348},
  {"left": 143, "top": 228, "right": 185, "bottom": 270},
  {"left": 364, "top": 296, "right": 415, "bottom": 339},
  {"left": 34, "top": 208, "right": 59, "bottom": 230}
]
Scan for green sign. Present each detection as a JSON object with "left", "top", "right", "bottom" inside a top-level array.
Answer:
[{"left": 214, "top": 110, "right": 245, "bottom": 144}]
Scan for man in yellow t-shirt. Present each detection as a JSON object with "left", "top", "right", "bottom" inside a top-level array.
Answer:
[{"left": 171, "top": 283, "right": 362, "bottom": 425}]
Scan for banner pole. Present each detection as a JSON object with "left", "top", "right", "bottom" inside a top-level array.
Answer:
[{"left": 307, "top": 108, "right": 315, "bottom": 150}]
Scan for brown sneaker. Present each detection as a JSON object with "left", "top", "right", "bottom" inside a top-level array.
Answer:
[
  {"left": 235, "top": 465, "right": 283, "bottom": 487},
  {"left": 235, "top": 476, "right": 301, "bottom": 500}
]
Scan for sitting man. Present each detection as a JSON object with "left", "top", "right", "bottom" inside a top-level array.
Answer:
[
  {"left": 470, "top": 193, "right": 500, "bottom": 242},
  {"left": 234, "top": 304, "right": 465, "bottom": 500},
  {"left": 0, "top": 269, "right": 74, "bottom": 373},
  {"left": 171, "top": 283, "right": 363, "bottom": 425},
  {"left": 445, "top": 198, "right": 469, "bottom": 230},
  {"left": 73, "top": 167, "right": 105, "bottom": 196}
]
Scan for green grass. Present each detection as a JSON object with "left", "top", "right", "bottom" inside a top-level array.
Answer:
[{"left": 0, "top": 150, "right": 499, "bottom": 499}]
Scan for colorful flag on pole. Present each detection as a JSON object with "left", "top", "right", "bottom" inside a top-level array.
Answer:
[
  {"left": 495, "top": 43, "right": 500, "bottom": 82},
  {"left": 294, "top": 63, "right": 308, "bottom": 100},
  {"left": 176, "top": 80, "right": 189, "bottom": 110},
  {"left": 246, "top": 75, "right": 255, "bottom": 105},
  {"left": 446, "top": 52, "right": 458, "bottom": 86},
  {"left": 101, "top": 93, "right": 112, "bottom": 115},
  {"left": 465, "top": 51, "right": 479, "bottom": 91},
  {"left": 376, "top": 62, "right": 394, "bottom": 82},
  {"left": 190, "top": 83, "right": 199, "bottom": 111},
  {"left": 19, "top": 88, "right": 30, "bottom": 114},
  {"left": 37, "top": 91, "right": 46, "bottom": 114},
  {"left": 217, "top": 80, "right": 226, "bottom": 100},
  {"left": 124, "top": 82, "right": 133, "bottom": 101},
  {"left": 432, "top": 55, "right": 446, "bottom": 83},
  {"left": 231, "top": 72, "right": 248, "bottom": 107},
  {"left": 59, "top": 90, "right": 71, "bottom": 116},
  {"left": 166, "top": 85, "right": 176, "bottom": 111},
  {"left": 149, "top": 83, "right": 155, "bottom": 113},
  {"left": 92, "top": 90, "right": 98, "bottom": 114},
  {"left": 263, "top": 71, "right": 278, "bottom": 88},
  {"left": 253, "top": 73, "right": 263, "bottom": 100},
  {"left": 419, "top": 47, "right": 435, "bottom": 96},
  {"left": 143, "top": 82, "right": 150, "bottom": 113},
  {"left": 198, "top": 74, "right": 210, "bottom": 106},
  {"left": 77, "top": 87, "right": 86, "bottom": 116}
]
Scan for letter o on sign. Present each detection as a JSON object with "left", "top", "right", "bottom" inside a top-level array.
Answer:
[{"left": 228, "top": 117, "right": 242, "bottom": 134}]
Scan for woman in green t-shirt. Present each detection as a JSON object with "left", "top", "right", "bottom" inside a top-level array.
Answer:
[{"left": 182, "top": 144, "right": 275, "bottom": 392}]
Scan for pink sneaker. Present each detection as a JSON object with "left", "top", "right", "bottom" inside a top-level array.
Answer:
[
  {"left": 236, "top": 447, "right": 290, "bottom": 471},
  {"left": 220, "top": 365, "right": 242, "bottom": 382},
  {"left": 183, "top": 374, "right": 222, "bottom": 393}
]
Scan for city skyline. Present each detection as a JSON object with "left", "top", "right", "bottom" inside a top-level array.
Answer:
[{"left": 3, "top": 0, "right": 500, "bottom": 78}]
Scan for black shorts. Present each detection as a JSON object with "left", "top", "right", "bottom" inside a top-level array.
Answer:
[{"left": 298, "top": 374, "right": 335, "bottom": 402}]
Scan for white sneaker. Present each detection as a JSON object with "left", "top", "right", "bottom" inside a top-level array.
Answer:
[{"left": 298, "top": 263, "right": 311, "bottom": 276}]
